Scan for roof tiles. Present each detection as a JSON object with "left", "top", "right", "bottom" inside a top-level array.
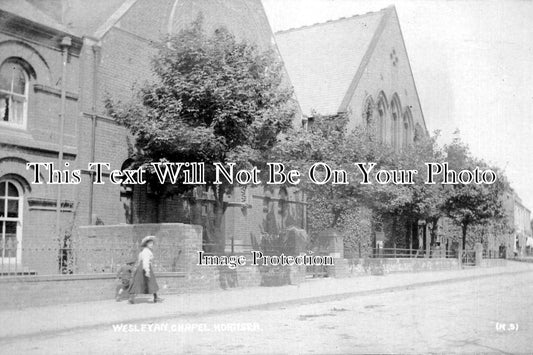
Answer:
[{"left": 275, "top": 8, "right": 389, "bottom": 116}]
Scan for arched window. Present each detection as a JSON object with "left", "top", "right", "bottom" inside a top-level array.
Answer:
[
  {"left": 376, "top": 92, "right": 388, "bottom": 143},
  {"left": 362, "top": 96, "right": 374, "bottom": 127},
  {"left": 0, "top": 179, "right": 23, "bottom": 262},
  {"left": 402, "top": 108, "right": 414, "bottom": 147},
  {"left": 390, "top": 94, "right": 402, "bottom": 150},
  {"left": 362, "top": 96, "right": 376, "bottom": 140},
  {"left": 0, "top": 60, "right": 30, "bottom": 128},
  {"left": 414, "top": 123, "right": 424, "bottom": 143}
]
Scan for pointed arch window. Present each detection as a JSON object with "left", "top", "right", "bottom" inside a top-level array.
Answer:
[
  {"left": 390, "top": 95, "right": 402, "bottom": 150},
  {"left": 414, "top": 123, "right": 424, "bottom": 143},
  {"left": 362, "top": 96, "right": 376, "bottom": 139},
  {"left": 376, "top": 93, "right": 388, "bottom": 143},
  {"left": 402, "top": 108, "right": 414, "bottom": 147},
  {"left": 0, "top": 60, "right": 30, "bottom": 128},
  {"left": 362, "top": 96, "right": 374, "bottom": 127}
]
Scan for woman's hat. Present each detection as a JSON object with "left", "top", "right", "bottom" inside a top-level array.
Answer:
[{"left": 140, "top": 235, "right": 156, "bottom": 247}]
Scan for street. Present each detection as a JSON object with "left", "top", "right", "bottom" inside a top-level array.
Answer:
[{"left": 1, "top": 271, "right": 532, "bottom": 354}]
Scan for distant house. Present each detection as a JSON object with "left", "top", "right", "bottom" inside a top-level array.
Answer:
[{"left": 503, "top": 189, "right": 532, "bottom": 257}]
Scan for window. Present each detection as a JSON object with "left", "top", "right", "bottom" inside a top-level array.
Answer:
[
  {"left": 414, "top": 123, "right": 423, "bottom": 143},
  {"left": 362, "top": 96, "right": 376, "bottom": 140},
  {"left": 390, "top": 95, "right": 402, "bottom": 150},
  {"left": 402, "top": 108, "right": 413, "bottom": 148},
  {"left": 362, "top": 96, "right": 374, "bottom": 127},
  {"left": 377, "top": 93, "right": 388, "bottom": 143},
  {"left": 0, "top": 61, "right": 29, "bottom": 128},
  {"left": 0, "top": 180, "right": 23, "bottom": 262}
]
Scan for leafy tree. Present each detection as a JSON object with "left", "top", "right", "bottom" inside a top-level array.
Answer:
[
  {"left": 441, "top": 134, "right": 509, "bottom": 249},
  {"left": 106, "top": 18, "right": 296, "bottom": 252},
  {"left": 275, "top": 119, "right": 510, "bottom": 257},
  {"left": 272, "top": 114, "right": 412, "bottom": 254},
  {"left": 393, "top": 132, "right": 449, "bottom": 248}
]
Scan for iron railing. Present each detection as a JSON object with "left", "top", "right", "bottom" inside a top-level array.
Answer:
[
  {"left": 371, "top": 248, "right": 457, "bottom": 259},
  {"left": 482, "top": 249, "right": 506, "bottom": 259},
  {"left": 202, "top": 241, "right": 291, "bottom": 257},
  {"left": 0, "top": 241, "right": 190, "bottom": 277}
]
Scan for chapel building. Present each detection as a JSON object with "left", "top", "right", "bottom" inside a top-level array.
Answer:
[{"left": 0, "top": 0, "right": 427, "bottom": 273}]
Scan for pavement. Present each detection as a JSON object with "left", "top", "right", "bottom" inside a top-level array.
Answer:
[{"left": 1, "top": 260, "right": 533, "bottom": 341}]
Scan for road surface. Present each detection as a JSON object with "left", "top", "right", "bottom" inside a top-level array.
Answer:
[{"left": 1, "top": 271, "right": 532, "bottom": 354}]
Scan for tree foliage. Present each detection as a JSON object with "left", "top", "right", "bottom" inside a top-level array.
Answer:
[
  {"left": 441, "top": 133, "right": 509, "bottom": 248},
  {"left": 274, "top": 118, "right": 511, "bottom": 255},
  {"left": 272, "top": 115, "right": 413, "bottom": 254},
  {"left": 106, "top": 18, "right": 296, "bottom": 251}
]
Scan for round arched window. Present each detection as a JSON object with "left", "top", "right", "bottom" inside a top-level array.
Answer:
[
  {"left": 0, "top": 179, "right": 23, "bottom": 261},
  {"left": 0, "top": 61, "right": 29, "bottom": 127}
]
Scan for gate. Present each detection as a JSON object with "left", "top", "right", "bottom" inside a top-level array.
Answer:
[
  {"left": 461, "top": 250, "right": 476, "bottom": 266},
  {"left": 305, "top": 249, "right": 329, "bottom": 278}
]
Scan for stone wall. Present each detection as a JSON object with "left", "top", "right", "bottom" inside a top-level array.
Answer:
[
  {"left": 329, "top": 257, "right": 461, "bottom": 277},
  {"left": 480, "top": 259, "right": 508, "bottom": 267}
]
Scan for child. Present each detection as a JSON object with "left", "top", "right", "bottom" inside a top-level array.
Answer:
[{"left": 116, "top": 260, "right": 135, "bottom": 301}]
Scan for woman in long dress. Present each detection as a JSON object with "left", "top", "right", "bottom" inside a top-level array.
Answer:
[{"left": 128, "top": 235, "right": 162, "bottom": 304}]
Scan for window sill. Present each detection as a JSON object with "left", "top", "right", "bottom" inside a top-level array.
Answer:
[
  {"left": 27, "top": 197, "right": 74, "bottom": 212},
  {"left": 33, "top": 84, "right": 79, "bottom": 101}
]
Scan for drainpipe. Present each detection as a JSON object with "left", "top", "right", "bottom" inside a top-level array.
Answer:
[
  {"left": 56, "top": 36, "right": 72, "bottom": 242},
  {"left": 88, "top": 44, "right": 101, "bottom": 225}
]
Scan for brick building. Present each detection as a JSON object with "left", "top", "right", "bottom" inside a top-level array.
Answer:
[
  {"left": 0, "top": 1, "right": 427, "bottom": 274},
  {"left": 0, "top": 0, "right": 301, "bottom": 274}
]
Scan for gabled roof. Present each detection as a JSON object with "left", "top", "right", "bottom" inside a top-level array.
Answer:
[
  {"left": 0, "top": 0, "right": 131, "bottom": 39},
  {"left": 61, "top": 0, "right": 128, "bottom": 38},
  {"left": 275, "top": 7, "right": 392, "bottom": 117},
  {"left": 168, "top": 0, "right": 275, "bottom": 50},
  {"left": 0, "top": 0, "right": 72, "bottom": 35},
  {"left": 2, "top": 0, "right": 278, "bottom": 45}
]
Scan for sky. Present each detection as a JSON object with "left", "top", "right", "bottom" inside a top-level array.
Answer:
[{"left": 262, "top": 0, "right": 533, "bottom": 213}]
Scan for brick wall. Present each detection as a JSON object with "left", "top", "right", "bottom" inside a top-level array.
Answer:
[
  {"left": 75, "top": 223, "right": 202, "bottom": 273},
  {"left": 0, "top": 221, "right": 308, "bottom": 309},
  {"left": 0, "top": 31, "right": 82, "bottom": 275},
  {"left": 2, "top": 0, "right": 304, "bottom": 279},
  {"left": 0, "top": 262, "right": 307, "bottom": 310}
]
